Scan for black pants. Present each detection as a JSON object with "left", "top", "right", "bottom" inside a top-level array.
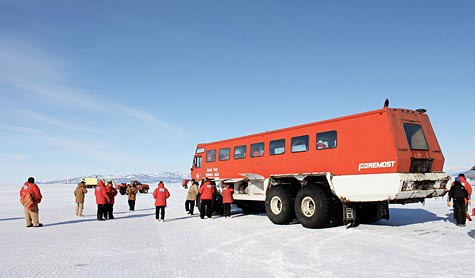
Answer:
[
  {"left": 156, "top": 206, "right": 165, "bottom": 220},
  {"left": 103, "top": 204, "right": 114, "bottom": 219},
  {"left": 97, "top": 204, "right": 105, "bottom": 220},
  {"left": 223, "top": 203, "right": 231, "bottom": 217},
  {"left": 453, "top": 199, "right": 466, "bottom": 225},
  {"left": 128, "top": 200, "right": 135, "bottom": 211},
  {"left": 185, "top": 200, "right": 195, "bottom": 215},
  {"left": 200, "top": 200, "right": 213, "bottom": 219}
]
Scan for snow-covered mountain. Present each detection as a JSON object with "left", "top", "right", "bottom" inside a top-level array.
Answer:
[{"left": 40, "top": 171, "right": 190, "bottom": 185}]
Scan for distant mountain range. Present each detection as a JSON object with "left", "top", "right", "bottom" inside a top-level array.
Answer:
[
  {"left": 40, "top": 171, "right": 190, "bottom": 185},
  {"left": 39, "top": 167, "right": 471, "bottom": 185}
]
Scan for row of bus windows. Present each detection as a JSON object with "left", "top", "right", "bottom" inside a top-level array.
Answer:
[{"left": 204, "top": 131, "right": 337, "bottom": 162}]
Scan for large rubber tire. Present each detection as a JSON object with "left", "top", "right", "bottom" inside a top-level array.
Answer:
[
  {"left": 265, "top": 186, "right": 294, "bottom": 225},
  {"left": 142, "top": 188, "right": 149, "bottom": 194},
  {"left": 294, "top": 185, "right": 331, "bottom": 228}
]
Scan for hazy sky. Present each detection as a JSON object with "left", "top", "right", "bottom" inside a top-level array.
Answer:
[{"left": 1, "top": 1, "right": 474, "bottom": 183}]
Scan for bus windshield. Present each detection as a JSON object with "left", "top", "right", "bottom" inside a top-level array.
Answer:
[{"left": 403, "top": 123, "right": 429, "bottom": 150}]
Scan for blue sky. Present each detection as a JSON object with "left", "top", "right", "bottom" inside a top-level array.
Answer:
[{"left": 1, "top": 1, "right": 474, "bottom": 183}]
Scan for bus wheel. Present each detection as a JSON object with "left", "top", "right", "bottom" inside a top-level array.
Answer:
[
  {"left": 294, "top": 185, "right": 330, "bottom": 228},
  {"left": 265, "top": 186, "right": 294, "bottom": 224}
]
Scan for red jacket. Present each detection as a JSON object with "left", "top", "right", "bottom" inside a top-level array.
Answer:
[
  {"left": 20, "top": 182, "right": 42, "bottom": 205},
  {"left": 95, "top": 180, "right": 109, "bottom": 205},
  {"left": 460, "top": 177, "right": 472, "bottom": 203},
  {"left": 199, "top": 181, "right": 215, "bottom": 200},
  {"left": 106, "top": 185, "right": 118, "bottom": 204},
  {"left": 460, "top": 177, "right": 472, "bottom": 195},
  {"left": 153, "top": 182, "right": 170, "bottom": 206},
  {"left": 222, "top": 186, "right": 234, "bottom": 204}
]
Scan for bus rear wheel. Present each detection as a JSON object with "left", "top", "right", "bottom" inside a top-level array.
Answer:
[
  {"left": 294, "top": 185, "right": 331, "bottom": 228},
  {"left": 265, "top": 186, "right": 294, "bottom": 224}
]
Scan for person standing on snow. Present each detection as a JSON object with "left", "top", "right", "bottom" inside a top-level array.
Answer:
[
  {"left": 104, "top": 181, "right": 118, "bottom": 219},
  {"left": 222, "top": 184, "right": 234, "bottom": 218},
  {"left": 185, "top": 181, "right": 199, "bottom": 215},
  {"left": 198, "top": 178, "right": 215, "bottom": 219},
  {"left": 74, "top": 181, "right": 88, "bottom": 217},
  {"left": 126, "top": 183, "right": 139, "bottom": 211},
  {"left": 448, "top": 179, "right": 469, "bottom": 227},
  {"left": 458, "top": 174, "right": 472, "bottom": 221},
  {"left": 95, "top": 180, "right": 109, "bottom": 221},
  {"left": 153, "top": 181, "right": 170, "bottom": 222},
  {"left": 20, "top": 177, "right": 43, "bottom": 227}
]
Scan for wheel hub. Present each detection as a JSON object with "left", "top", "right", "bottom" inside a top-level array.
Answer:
[
  {"left": 270, "top": 196, "right": 283, "bottom": 215},
  {"left": 301, "top": 196, "right": 316, "bottom": 217}
]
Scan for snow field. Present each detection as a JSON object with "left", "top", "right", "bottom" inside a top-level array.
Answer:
[{"left": 0, "top": 183, "right": 474, "bottom": 278}]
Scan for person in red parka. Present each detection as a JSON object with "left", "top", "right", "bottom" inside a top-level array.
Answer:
[
  {"left": 95, "top": 180, "right": 109, "bottom": 221},
  {"left": 20, "top": 177, "right": 43, "bottom": 227},
  {"left": 198, "top": 179, "right": 215, "bottom": 219},
  {"left": 153, "top": 181, "right": 170, "bottom": 222},
  {"left": 458, "top": 174, "right": 472, "bottom": 221},
  {"left": 222, "top": 184, "right": 234, "bottom": 218},
  {"left": 104, "top": 181, "right": 118, "bottom": 219}
]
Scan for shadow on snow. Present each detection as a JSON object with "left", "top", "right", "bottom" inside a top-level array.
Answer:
[
  {"left": 373, "top": 208, "right": 449, "bottom": 227},
  {"left": 0, "top": 217, "right": 24, "bottom": 222}
]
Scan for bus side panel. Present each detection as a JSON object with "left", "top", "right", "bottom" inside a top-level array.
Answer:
[{"left": 328, "top": 110, "right": 398, "bottom": 175}]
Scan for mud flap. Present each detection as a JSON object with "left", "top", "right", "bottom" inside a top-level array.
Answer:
[
  {"left": 343, "top": 204, "right": 357, "bottom": 228},
  {"left": 379, "top": 202, "right": 390, "bottom": 220}
]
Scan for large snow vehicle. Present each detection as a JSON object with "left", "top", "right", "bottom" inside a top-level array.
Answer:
[{"left": 187, "top": 106, "right": 450, "bottom": 228}]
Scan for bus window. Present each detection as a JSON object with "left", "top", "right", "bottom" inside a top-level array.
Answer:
[
  {"left": 234, "top": 145, "right": 246, "bottom": 159},
  {"left": 193, "top": 156, "right": 202, "bottom": 168},
  {"left": 219, "top": 148, "right": 230, "bottom": 161},
  {"left": 291, "top": 135, "right": 309, "bottom": 153},
  {"left": 251, "top": 142, "right": 264, "bottom": 157},
  {"left": 403, "top": 123, "right": 429, "bottom": 150},
  {"left": 206, "top": 150, "right": 216, "bottom": 162},
  {"left": 270, "top": 139, "right": 285, "bottom": 155},
  {"left": 316, "top": 131, "right": 337, "bottom": 150}
]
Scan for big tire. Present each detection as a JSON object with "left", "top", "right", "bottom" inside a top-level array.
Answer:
[
  {"left": 142, "top": 188, "right": 149, "bottom": 194},
  {"left": 265, "top": 186, "right": 294, "bottom": 225},
  {"left": 294, "top": 185, "right": 331, "bottom": 228}
]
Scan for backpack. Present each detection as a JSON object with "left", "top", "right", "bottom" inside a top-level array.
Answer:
[
  {"left": 451, "top": 183, "right": 468, "bottom": 199},
  {"left": 20, "top": 191, "right": 35, "bottom": 211}
]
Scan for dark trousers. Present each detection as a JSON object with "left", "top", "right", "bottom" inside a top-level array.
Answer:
[
  {"left": 103, "top": 204, "right": 114, "bottom": 219},
  {"left": 185, "top": 200, "right": 195, "bottom": 215},
  {"left": 223, "top": 203, "right": 231, "bottom": 217},
  {"left": 453, "top": 199, "right": 466, "bottom": 225},
  {"left": 200, "top": 200, "right": 213, "bottom": 219},
  {"left": 128, "top": 200, "right": 136, "bottom": 211},
  {"left": 97, "top": 204, "right": 105, "bottom": 220},
  {"left": 156, "top": 206, "right": 165, "bottom": 220}
]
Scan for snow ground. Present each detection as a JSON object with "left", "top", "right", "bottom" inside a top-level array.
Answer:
[{"left": 0, "top": 183, "right": 474, "bottom": 278}]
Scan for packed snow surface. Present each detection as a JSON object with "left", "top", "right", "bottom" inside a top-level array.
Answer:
[{"left": 1, "top": 183, "right": 473, "bottom": 278}]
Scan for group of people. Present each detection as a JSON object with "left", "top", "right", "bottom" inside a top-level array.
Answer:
[
  {"left": 91, "top": 180, "right": 118, "bottom": 220},
  {"left": 20, "top": 174, "right": 473, "bottom": 228},
  {"left": 84, "top": 180, "right": 170, "bottom": 221},
  {"left": 184, "top": 178, "right": 234, "bottom": 219}
]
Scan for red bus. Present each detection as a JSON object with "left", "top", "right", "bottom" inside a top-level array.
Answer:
[{"left": 188, "top": 106, "right": 450, "bottom": 228}]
